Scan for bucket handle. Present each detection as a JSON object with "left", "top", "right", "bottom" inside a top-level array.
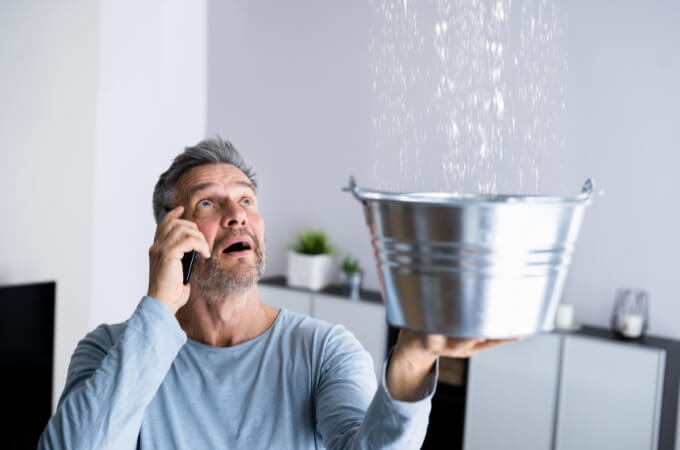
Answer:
[
  {"left": 342, "top": 175, "right": 363, "bottom": 202},
  {"left": 580, "top": 178, "right": 604, "bottom": 199}
]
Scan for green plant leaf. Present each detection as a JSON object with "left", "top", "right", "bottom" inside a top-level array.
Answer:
[
  {"left": 341, "top": 256, "right": 362, "bottom": 273},
  {"left": 291, "top": 229, "right": 334, "bottom": 255}
]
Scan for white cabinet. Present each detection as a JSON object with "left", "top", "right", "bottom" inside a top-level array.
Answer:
[
  {"left": 258, "top": 283, "right": 387, "bottom": 379},
  {"left": 463, "top": 332, "right": 667, "bottom": 450},
  {"left": 555, "top": 336, "right": 665, "bottom": 450},
  {"left": 464, "top": 334, "right": 562, "bottom": 450},
  {"left": 258, "top": 284, "right": 312, "bottom": 316},
  {"left": 314, "top": 293, "right": 387, "bottom": 378}
]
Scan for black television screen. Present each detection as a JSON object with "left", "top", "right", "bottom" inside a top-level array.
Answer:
[{"left": 0, "top": 281, "right": 55, "bottom": 449}]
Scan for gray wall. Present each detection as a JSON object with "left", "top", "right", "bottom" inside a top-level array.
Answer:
[{"left": 207, "top": 0, "right": 680, "bottom": 340}]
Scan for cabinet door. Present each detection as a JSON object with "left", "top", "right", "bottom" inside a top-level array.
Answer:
[
  {"left": 313, "top": 294, "right": 386, "bottom": 379},
  {"left": 555, "top": 336, "right": 665, "bottom": 450},
  {"left": 464, "top": 334, "right": 562, "bottom": 450},
  {"left": 258, "top": 285, "right": 313, "bottom": 316}
]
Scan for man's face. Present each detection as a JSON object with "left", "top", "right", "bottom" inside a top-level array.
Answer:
[{"left": 175, "top": 163, "right": 265, "bottom": 298}]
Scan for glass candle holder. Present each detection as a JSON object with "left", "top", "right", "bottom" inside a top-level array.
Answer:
[{"left": 610, "top": 288, "right": 649, "bottom": 339}]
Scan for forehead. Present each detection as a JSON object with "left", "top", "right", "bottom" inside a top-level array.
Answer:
[{"left": 176, "top": 163, "right": 254, "bottom": 198}]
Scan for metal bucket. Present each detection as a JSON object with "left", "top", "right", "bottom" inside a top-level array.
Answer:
[{"left": 344, "top": 177, "right": 597, "bottom": 338}]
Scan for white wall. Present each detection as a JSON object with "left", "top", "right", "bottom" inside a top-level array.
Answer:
[
  {"left": 207, "top": 2, "right": 680, "bottom": 444},
  {"left": 206, "top": 0, "right": 375, "bottom": 292},
  {"left": 207, "top": 0, "right": 680, "bottom": 340},
  {"left": 1, "top": 0, "right": 206, "bottom": 410},
  {"left": 0, "top": 0, "right": 99, "bottom": 411},
  {"left": 559, "top": 0, "right": 680, "bottom": 340},
  {"left": 90, "top": 0, "right": 207, "bottom": 327}
]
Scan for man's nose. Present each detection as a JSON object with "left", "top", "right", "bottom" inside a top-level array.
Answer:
[{"left": 220, "top": 198, "right": 247, "bottom": 227}]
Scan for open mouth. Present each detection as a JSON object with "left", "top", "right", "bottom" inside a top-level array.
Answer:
[{"left": 222, "top": 240, "right": 253, "bottom": 254}]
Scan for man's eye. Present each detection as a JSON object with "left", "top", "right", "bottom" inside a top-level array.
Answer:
[
  {"left": 198, "top": 200, "right": 213, "bottom": 209},
  {"left": 241, "top": 198, "right": 253, "bottom": 206}
]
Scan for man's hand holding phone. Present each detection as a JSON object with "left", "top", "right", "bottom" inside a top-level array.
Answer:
[{"left": 147, "top": 206, "right": 211, "bottom": 314}]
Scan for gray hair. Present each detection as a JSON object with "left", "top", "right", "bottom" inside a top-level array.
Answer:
[{"left": 152, "top": 137, "right": 257, "bottom": 224}]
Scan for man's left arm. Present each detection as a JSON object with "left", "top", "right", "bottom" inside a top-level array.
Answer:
[{"left": 314, "top": 326, "right": 517, "bottom": 450}]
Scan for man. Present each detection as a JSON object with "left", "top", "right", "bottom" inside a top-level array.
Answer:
[{"left": 39, "top": 137, "right": 512, "bottom": 449}]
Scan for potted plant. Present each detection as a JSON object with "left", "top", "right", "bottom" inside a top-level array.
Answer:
[
  {"left": 287, "top": 229, "right": 336, "bottom": 291},
  {"left": 341, "top": 256, "right": 363, "bottom": 300}
]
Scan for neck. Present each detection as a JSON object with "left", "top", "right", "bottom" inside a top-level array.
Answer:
[{"left": 175, "top": 284, "right": 278, "bottom": 347}]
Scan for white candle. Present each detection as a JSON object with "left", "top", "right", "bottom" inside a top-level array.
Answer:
[
  {"left": 620, "top": 313, "right": 644, "bottom": 338},
  {"left": 555, "top": 303, "right": 574, "bottom": 330}
]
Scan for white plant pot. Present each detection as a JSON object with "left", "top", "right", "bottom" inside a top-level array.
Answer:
[{"left": 287, "top": 251, "right": 335, "bottom": 291}]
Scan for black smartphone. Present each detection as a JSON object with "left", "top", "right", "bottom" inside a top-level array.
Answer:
[{"left": 181, "top": 250, "right": 196, "bottom": 285}]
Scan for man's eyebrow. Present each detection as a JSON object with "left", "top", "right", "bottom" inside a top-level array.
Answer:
[
  {"left": 185, "top": 180, "right": 256, "bottom": 200},
  {"left": 235, "top": 180, "right": 256, "bottom": 193},
  {"left": 186, "top": 182, "right": 220, "bottom": 200}
]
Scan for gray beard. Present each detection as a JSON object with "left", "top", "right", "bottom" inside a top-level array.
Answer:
[{"left": 191, "top": 241, "right": 266, "bottom": 303}]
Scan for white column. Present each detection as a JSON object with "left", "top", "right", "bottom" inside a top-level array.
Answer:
[
  {"left": 0, "top": 0, "right": 99, "bottom": 411},
  {"left": 90, "top": 0, "right": 207, "bottom": 327}
]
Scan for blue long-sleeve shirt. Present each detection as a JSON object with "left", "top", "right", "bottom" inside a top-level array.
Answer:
[{"left": 39, "top": 296, "right": 437, "bottom": 449}]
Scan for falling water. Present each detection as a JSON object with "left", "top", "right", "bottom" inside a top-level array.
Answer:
[{"left": 369, "top": 0, "right": 567, "bottom": 194}]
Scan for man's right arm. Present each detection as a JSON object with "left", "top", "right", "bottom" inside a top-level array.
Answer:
[
  {"left": 39, "top": 206, "right": 209, "bottom": 449},
  {"left": 38, "top": 296, "right": 186, "bottom": 450}
]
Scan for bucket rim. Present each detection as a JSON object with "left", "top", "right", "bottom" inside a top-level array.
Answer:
[{"left": 344, "top": 177, "right": 598, "bottom": 206}]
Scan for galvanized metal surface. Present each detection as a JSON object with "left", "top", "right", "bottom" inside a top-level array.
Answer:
[{"left": 344, "top": 178, "right": 597, "bottom": 338}]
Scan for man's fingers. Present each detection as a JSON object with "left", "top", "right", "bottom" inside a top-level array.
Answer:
[
  {"left": 167, "top": 205, "right": 184, "bottom": 217},
  {"left": 156, "top": 219, "right": 199, "bottom": 240},
  {"left": 153, "top": 216, "right": 208, "bottom": 258},
  {"left": 163, "top": 226, "right": 210, "bottom": 257},
  {"left": 432, "top": 336, "right": 521, "bottom": 359},
  {"left": 455, "top": 338, "right": 484, "bottom": 353},
  {"left": 151, "top": 226, "right": 203, "bottom": 254},
  {"left": 470, "top": 337, "right": 523, "bottom": 353},
  {"left": 159, "top": 206, "right": 185, "bottom": 229},
  {"left": 168, "top": 235, "right": 211, "bottom": 260},
  {"left": 473, "top": 339, "right": 511, "bottom": 352},
  {"left": 154, "top": 206, "right": 199, "bottom": 239},
  {"left": 398, "top": 330, "right": 525, "bottom": 360}
]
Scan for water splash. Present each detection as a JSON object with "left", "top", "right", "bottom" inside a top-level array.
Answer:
[{"left": 370, "top": 0, "right": 567, "bottom": 194}]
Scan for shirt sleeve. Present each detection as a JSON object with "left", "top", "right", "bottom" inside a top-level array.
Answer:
[
  {"left": 38, "top": 296, "right": 186, "bottom": 450},
  {"left": 314, "top": 325, "right": 438, "bottom": 450}
]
